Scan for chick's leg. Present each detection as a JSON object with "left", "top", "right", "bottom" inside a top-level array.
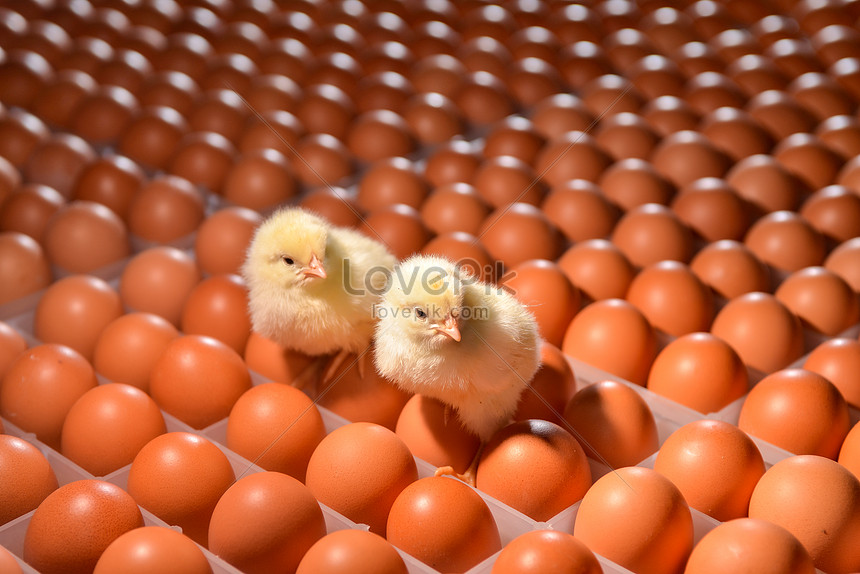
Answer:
[{"left": 434, "top": 443, "right": 485, "bottom": 487}]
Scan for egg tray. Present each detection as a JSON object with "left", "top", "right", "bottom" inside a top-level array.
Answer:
[{"left": 3, "top": 271, "right": 857, "bottom": 574}]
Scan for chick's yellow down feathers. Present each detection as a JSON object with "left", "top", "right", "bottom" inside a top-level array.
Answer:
[
  {"left": 243, "top": 207, "right": 397, "bottom": 356},
  {"left": 373, "top": 255, "right": 541, "bottom": 442}
]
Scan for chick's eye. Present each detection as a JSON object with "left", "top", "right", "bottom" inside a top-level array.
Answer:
[
  {"left": 282, "top": 257, "right": 294, "bottom": 265},
  {"left": 415, "top": 308, "right": 427, "bottom": 319}
]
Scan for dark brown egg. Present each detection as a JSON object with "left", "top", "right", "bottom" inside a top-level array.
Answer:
[
  {"left": 726, "top": 54, "right": 790, "bottom": 97},
  {"left": 482, "top": 115, "right": 545, "bottom": 165},
  {"left": 31, "top": 69, "right": 96, "bottom": 131},
  {"left": 354, "top": 71, "right": 413, "bottom": 114},
  {"left": 671, "top": 177, "right": 755, "bottom": 242},
  {"left": 199, "top": 53, "right": 258, "bottom": 96},
  {"left": 551, "top": 3, "right": 603, "bottom": 44},
  {"left": 479, "top": 202, "right": 563, "bottom": 268},
  {"left": 824, "top": 236, "right": 860, "bottom": 292},
  {"left": 420, "top": 183, "right": 489, "bottom": 236},
  {"left": 690, "top": 239, "right": 772, "bottom": 300},
  {"left": 258, "top": 37, "right": 310, "bottom": 83},
  {"left": 43, "top": 201, "right": 131, "bottom": 274},
  {"left": 0, "top": 50, "right": 52, "bottom": 109},
  {"left": 628, "top": 55, "right": 685, "bottom": 99},
  {"left": 0, "top": 231, "right": 52, "bottom": 305},
  {"left": 541, "top": 179, "right": 620, "bottom": 243},
  {"left": 651, "top": 130, "right": 732, "bottom": 188},
  {"left": 71, "top": 155, "right": 145, "bottom": 223},
  {"left": 295, "top": 84, "right": 356, "bottom": 140},
  {"left": 346, "top": 109, "right": 415, "bottom": 162},
  {"left": 725, "top": 154, "right": 808, "bottom": 213},
  {"left": 93, "top": 48, "right": 152, "bottom": 93},
  {"left": 244, "top": 74, "right": 301, "bottom": 116},
  {"left": 454, "top": 71, "right": 516, "bottom": 127},
  {"left": 773, "top": 133, "right": 843, "bottom": 190},
  {"left": 599, "top": 158, "right": 675, "bottom": 210},
  {"left": 505, "top": 57, "right": 564, "bottom": 108},
  {"left": 409, "top": 53, "right": 465, "bottom": 98},
  {"left": 420, "top": 232, "right": 496, "bottom": 283},
  {"left": 194, "top": 206, "right": 262, "bottom": 276},
  {"left": 674, "top": 41, "right": 723, "bottom": 78},
  {"left": 57, "top": 36, "right": 112, "bottom": 77},
  {"left": 595, "top": 113, "right": 660, "bottom": 161},
  {"left": 812, "top": 25, "right": 860, "bottom": 67},
  {"left": 799, "top": 184, "right": 860, "bottom": 245},
  {"left": 611, "top": 203, "right": 696, "bottom": 267},
  {"left": 291, "top": 133, "right": 354, "bottom": 187},
  {"left": 0, "top": 108, "right": 50, "bottom": 168},
  {"left": 458, "top": 37, "right": 512, "bottom": 78},
  {"left": 789, "top": 72, "right": 854, "bottom": 120},
  {"left": 556, "top": 40, "right": 614, "bottom": 91},
  {"left": 744, "top": 210, "right": 827, "bottom": 274},
  {"left": 816, "top": 115, "right": 860, "bottom": 159},
  {"left": 117, "top": 106, "right": 188, "bottom": 171},
  {"left": 535, "top": 131, "right": 612, "bottom": 187},
  {"left": 307, "top": 51, "right": 363, "bottom": 92},
  {"left": 187, "top": 89, "right": 247, "bottom": 143},
  {"left": 506, "top": 25, "right": 559, "bottom": 61},
  {"left": 641, "top": 95, "right": 701, "bottom": 136},
  {"left": 751, "top": 14, "right": 802, "bottom": 48},
  {"left": 604, "top": 28, "right": 657, "bottom": 71},
  {"left": 357, "top": 157, "right": 428, "bottom": 212},
  {"left": 473, "top": 155, "right": 544, "bottom": 208},
  {"left": 138, "top": 71, "right": 200, "bottom": 117},
  {"left": 221, "top": 149, "right": 298, "bottom": 211},
  {"left": 402, "top": 92, "right": 463, "bottom": 145},
  {"left": 642, "top": 6, "right": 697, "bottom": 52},
  {"left": 67, "top": 84, "right": 138, "bottom": 146},
  {"left": 167, "top": 131, "right": 237, "bottom": 195},
  {"left": 582, "top": 74, "right": 645, "bottom": 116},
  {"left": 422, "top": 139, "right": 481, "bottom": 187},
  {"left": 530, "top": 93, "right": 595, "bottom": 140},
  {"left": 747, "top": 90, "right": 818, "bottom": 140},
  {"left": 700, "top": 107, "right": 775, "bottom": 160},
  {"left": 362, "top": 41, "right": 414, "bottom": 77},
  {"left": 151, "top": 32, "right": 214, "bottom": 81},
  {"left": 684, "top": 72, "right": 747, "bottom": 115},
  {"left": 0, "top": 183, "right": 63, "bottom": 241},
  {"left": 24, "top": 133, "right": 96, "bottom": 199},
  {"left": 710, "top": 28, "right": 761, "bottom": 63},
  {"left": 238, "top": 110, "right": 305, "bottom": 157},
  {"left": 359, "top": 204, "right": 431, "bottom": 260},
  {"left": 128, "top": 175, "right": 205, "bottom": 245},
  {"left": 299, "top": 186, "right": 361, "bottom": 228}
]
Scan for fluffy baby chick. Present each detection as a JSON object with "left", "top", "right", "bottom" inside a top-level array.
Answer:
[
  {"left": 243, "top": 207, "right": 397, "bottom": 380},
  {"left": 374, "top": 254, "right": 541, "bottom": 470}
]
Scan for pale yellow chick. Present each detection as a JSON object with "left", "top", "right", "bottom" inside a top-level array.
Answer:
[
  {"left": 243, "top": 207, "right": 397, "bottom": 362},
  {"left": 373, "top": 255, "right": 541, "bottom": 445}
]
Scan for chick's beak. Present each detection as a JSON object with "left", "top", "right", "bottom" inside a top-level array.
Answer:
[
  {"left": 302, "top": 253, "right": 327, "bottom": 279},
  {"left": 435, "top": 315, "right": 461, "bottom": 342}
]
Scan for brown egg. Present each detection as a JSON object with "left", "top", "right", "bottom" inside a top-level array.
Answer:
[
  {"left": 482, "top": 115, "right": 545, "bottom": 165},
  {"left": 776, "top": 266, "right": 859, "bottom": 336},
  {"left": 812, "top": 25, "right": 860, "bottom": 67},
  {"left": 291, "top": 133, "right": 354, "bottom": 187},
  {"left": 94, "top": 526, "right": 212, "bottom": 574},
  {"left": 611, "top": 203, "right": 696, "bottom": 267},
  {"left": 420, "top": 232, "right": 496, "bottom": 283},
  {"left": 299, "top": 186, "right": 361, "bottom": 228},
  {"left": 127, "top": 175, "right": 205, "bottom": 246},
  {"left": 604, "top": 29, "right": 657, "bottom": 71},
  {"left": 150, "top": 335, "right": 251, "bottom": 429},
  {"left": 641, "top": 95, "right": 701, "bottom": 136},
  {"left": 297, "top": 529, "right": 407, "bottom": 574},
  {"left": 24, "top": 133, "right": 96, "bottom": 199},
  {"left": 42, "top": 200, "right": 130, "bottom": 274},
  {"left": 766, "top": 38, "right": 824, "bottom": 78},
  {"left": 504, "top": 259, "right": 579, "bottom": 347},
  {"left": 685, "top": 518, "right": 816, "bottom": 574},
  {"left": 67, "top": 85, "right": 138, "bottom": 146},
  {"left": 671, "top": 177, "right": 754, "bottom": 242},
  {"left": 30, "top": 69, "right": 94, "bottom": 130},
  {"left": 410, "top": 53, "right": 464, "bottom": 97},
  {"left": 804, "top": 338, "right": 860, "bottom": 408},
  {"left": 648, "top": 332, "right": 749, "bottom": 412},
  {"left": 574, "top": 466, "right": 693, "bottom": 574},
  {"left": 395, "top": 393, "right": 481, "bottom": 474},
  {"left": 749, "top": 455, "right": 860, "bottom": 573},
  {"left": 180, "top": 274, "right": 251, "bottom": 355},
  {"left": 798, "top": 184, "right": 860, "bottom": 246},
  {"left": 726, "top": 54, "right": 790, "bottom": 96},
  {"left": 552, "top": 4, "right": 603, "bottom": 44},
  {"left": 359, "top": 204, "right": 430, "bottom": 260},
  {"left": 557, "top": 239, "right": 636, "bottom": 301},
  {"left": 138, "top": 70, "right": 200, "bottom": 117},
  {"left": 747, "top": 90, "right": 818, "bottom": 141},
  {"left": 562, "top": 299, "right": 658, "bottom": 385},
  {"left": 34, "top": 274, "right": 124, "bottom": 362},
  {"left": 354, "top": 70, "right": 413, "bottom": 114},
  {"left": 222, "top": 149, "right": 297, "bottom": 211},
  {"left": 422, "top": 139, "right": 481, "bottom": 187},
  {"left": 23, "top": 479, "right": 144, "bottom": 574},
  {"left": 0, "top": 319, "right": 27, "bottom": 380},
  {"left": 563, "top": 379, "right": 659, "bottom": 468},
  {"left": 0, "top": 434, "right": 58, "bottom": 525},
  {"left": 386, "top": 476, "right": 500, "bottom": 573},
  {"left": 655, "top": 420, "right": 765, "bottom": 520},
  {"left": 127, "top": 432, "right": 235, "bottom": 546},
  {"left": 725, "top": 154, "right": 808, "bottom": 213},
  {"left": 242, "top": 331, "right": 314, "bottom": 386},
  {"left": 628, "top": 55, "right": 686, "bottom": 99},
  {"left": 420, "top": 183, "right": 489, "bottom": 236},
  {"left": 402, "top": 92, "right": 464, "bottom": 145},
  {"left": 840, "top": 421, "right": 860, "bottom": 478},
  {"left": 541, "top": 179, "right": 621, "bottom": 243},
  {"left": 476, "top": 419, "right": 591, "bottom": 521},
  {"left": 740, "top": 368, "right": 851, "bottom": 458},
  {"left": 475, "top": 155, "right": 545, "bottom": 208},
  {"left": 258, "top": 36, "right": 310, "bottom": 81},
  {"left": 244, "top": 74, "right": 301, "bottom": 116},
  {"left": 505, "top": 57, "right": 564, "bottom": 108},
  {"left": 357, "top": 157, "right": 428, "bottom": 212},
  {"left": 700, "top": 107, "right": 775, "bottom": 161},
  {"left": 455, "top": 71, "right": 517, "bottom": 127},
  {"left": 167, "top": 131, "right": 236, "bottom": 195},
  {"left": 744, "top": 211, "right": 826, "bottom": 275},
  {"left": 492, "top": 529, "right": 601, "bottom": 574},
  {"left": 651, "top": 130, "right": 732, "bottom": 188},
  {"left": 0, "top": 231, "right": 52, "bottom": 304},
  {"left": 346, "top": 109, "right": 415, "bottom": 162},
  {"left": 295, "top": 84, "right": 355, "bottom": 139},
  {"left": 308, "top": 50, "right": 363, "bottom": 91},
  {"left": 186, "top": 89, "right": 247, "bottom": 143},
  {"left": 599, "top": 158, "right": 675, "bottom": 210},
  {"left": 789, "top": 72, "right": 854, "bottom": 120},
  {"left": 306, "top": 422, "right": 417, "bottom": 535},
  {"left": 458, "top": 36, "right": 512, "bottom": 78},
  {"left": 0, "top": 50, "right": 52, "bottom": 109},
  {"left": 582, "top": 74, "right": 645, "bottom": 117},
  {"left": 0, "top": 108, "right": 49, "bottom": 168},
  {"left": 120, "top": 246, "right": 202, "bottom": 327},
  {"left": 71, "top": 155, "right": 145, "bottom": 223},
  {"left": 594, "top": 112, "right": 661, "bottom": 161},
  {"left": 536, "top": 130, "right": 613, "bottom": 188},
  {"left": 824, "top": 236, "right": 860, "bottom": 293},
  {"left": 194, "top": 206, "right": 261, "bottom": 277},
  {"left": 61, "top": 383, "right": 166, "bottom": 476},
  {"left": 117, "top": 106, "right": 187, "bottom": 171},
  {"left": 684, "top": 72, "right": 747, "bottom": 115},
  {"left": 773, "top": 133, "right": 843, "bottom": 190},
  {"left": 530, "top": 93, "right": 595, "bottom": 140},
  {"left": 674, "top": 40, "right": 724, "bottom": 78},
  {"left": 480, "top": 203, "right": 563, "bottom": 268},
  {"left": 816, "top": 114, "right": 860, "bottom": 159}
]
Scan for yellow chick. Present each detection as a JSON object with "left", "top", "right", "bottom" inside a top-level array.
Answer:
[
  {"left": 242, "top": 207, "right": 397, "bottom": 371},
  {"left": 373, "top": 254, "right": 541, "bottom": 448}
]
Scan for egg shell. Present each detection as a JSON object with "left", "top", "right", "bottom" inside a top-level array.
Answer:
[
  {"left": 42, "top": 200, "right": 131, "bottom": 274},
  {"left": 540, "top": 179, "right": 621, "bottom": 243},
  {"left": 563, "top": 379, "right": 660, "bottom": 468},
  {"left": 298, "top": 187, "right": 362, "bottom": 229},
  {"left": 799, "top": 184, "right": 860, "bottom": 245},
  {"left": 242, "top": 331, "right": 316, "bottom": 386},
  {"left": 422, "top": 140, "right": 481, "bottom": 188},
  {"left": 838, "top": 421, "right": 860, "bottom": 479},
  {"left": 94, "top": 526, "right": 213, "bottom": 574},
  {"left": 671, "top": 177, "right": 755, "bottom": 242},
  {"left": 530, "top": 94, "right": 595, "bottom": 140},
  {"left": 0, "top": 183, "right": 63, "bottom": 242},
  {"left": 490, "top": 529, "right": 601, "bottom": 574},
  {"left": 476, "top": 419, "right": 592, "bottom": 521},
  {"left": 23, "top": 479, "right": 144, "bottom": 574},
  {"left": 514, "top": 341, "right": 577, "bottom": 426},
  {"left": 504, "top": 259, "right": 579, "bottom": 347},
  {"left": 454, "top": 71, "right": 516, "bottom": 127},
  {"left": 610, "top": 203, "right": 696, "bottom": 267},
  {"left": 479, "top": 203, "right": 563, "bottom": 269},
  {"left": 481, "top": 115, "right": 545, "bottom": 165},
  {"left": 119, "top": 246, "right": 202, "bottom": 327},
  {"left": 296, "top": 529, "right": 407, "bottom": 574},
  {"left": 598, "top": 157, "right": 675, "bottom": 211},
  {"left": 0, "top": 320, "right": 27, "bottom": 381},
  {"left": 684, "top": 518, "right": 816, "bottom": 574},
  {"left": 534, "top": 131, "right": 611, "bottom": 187},
  {"left": 725, "top": 154, "right": 808, "bottom": 214},
  {"left": 33, "top": 274, "right": 124, "bottom": 362},
  {"left": 0, "top": 546, "right": 22, "bottom": 574},
  {"left": 70, "top": 154, "right": 145, "bottom": 223},
  {"left": 573, "top": 466, "right": 694, "bottom": 574},
  {"left": 0, "top": 109, "right": 50, "bottom": 168},
  {"left": 208, "top": 471, "right": 326, "bottom": 574},
  {"left": 127, "top": 175, "right": 206, "bottom": 245},
  {"left": 804, "top": 338, "right": 860, "bottom": 408},
  {"left": 596, "top": 112, "right": 662, "bottom": 161},
  {"left": 0, "top": 434, "right": 59, "bottom": 525},
  {"left": 357, "top": 157, "right": 428, "bottom": 212},
  {"left": 117, "top": 106, "right": 188, "bottom": 171},
  {"left": 386, "top": 476, "right": 501, "bottom": 573},
  {"left": 775, "top": 266, "right": 860, "bottom": 335},
  {"left": 473, "top": 155, "right": 545, "bottom": 208},
  {"left": 305, "top": 422, "right": 417, "bottom": 536},
  {"left": 60, "top": 383, "right": 166, "bottom": 476},
  {"left": 825, "top": 236, "right": 860, "bottom": 292},
  {"left": 711, "top": 292, "right": 804, "bottom": 374},
  {"left": 186, "top": 90, "right": 247, "bottom": 143},
  {"left": 127, "top": 432, "right": 235, "bottom": 547},
  {"left": 748, "top": 455, "right": 860, "bottom": 573},
  {"left": 358, "top": 204, "right": 431, "bottom": 261},
  {"left": 346, "top": 109, "right": 415, "bottom": 162},
  {"left": 149, "top": 335, "right": 252, "bottom": 429},
  {"left": 180, "top": 274, "right": 251, "bottom": 356},
  {"left": 0, "top": 231, "right": 52, "bottom": 305},
  {"left": 226, "top": 382, "right": 326, "bottom": 483},
  {"left": 23, "top": 134, "right": 96, "bottom": 200},
  {"left": 0, "top": 343, "right": 98, "bottom": 450},
  {"left": 167, "top": 132, "right": 236, "bottom": 195},
  {"left": 557, "top": 239, "right": 636, "bottom": 302},
  {"left": 738, "top": 368, "right": 851, "bottom": 458},
  {"left": 655, "top": 420, "right": 765, "bottom": 521},
  {"left": 420, "top": 232, "right": 496, "bottom": 284},
  {"left": 562, "top": 299, "right": 658, "bottom": 386},
  {"left": 221, "top": 149, "right": 298, "bottom": 212},
  {"left": 689, "top": 240, "right": 772, "bottom": 300},
  {"left": 647, "top": 332, "right": 749, "bottom": 413},
  {"left": 773, "top": 133, "right": 843, "bottom": 190}
]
